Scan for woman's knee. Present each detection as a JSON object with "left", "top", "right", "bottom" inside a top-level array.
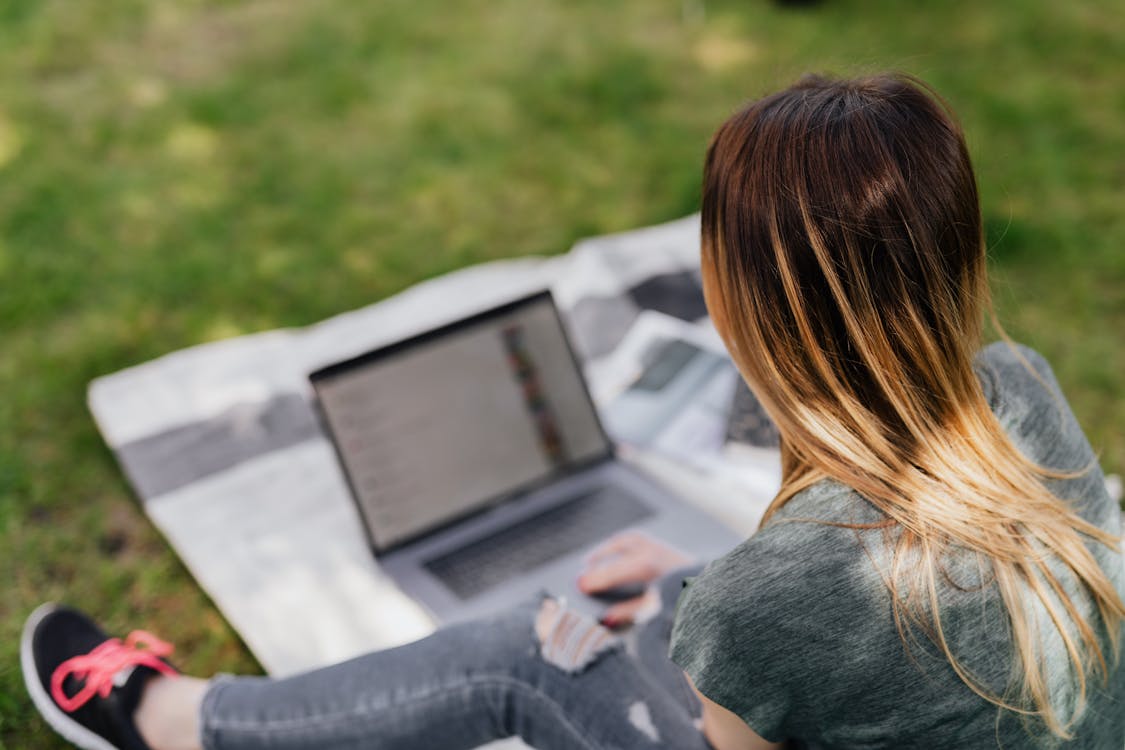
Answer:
[{"left": 533, "top": 597, "right": 622, "bottom": 674}]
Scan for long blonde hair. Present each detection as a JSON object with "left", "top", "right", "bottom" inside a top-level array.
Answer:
[{"left": 701, "top": 73, "right": 1123, "bottom": 736}]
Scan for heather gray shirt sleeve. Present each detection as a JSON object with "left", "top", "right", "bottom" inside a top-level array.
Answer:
[
  {"left": 668, "top": 483, "right": 896, "bottom": 743},
  {"left": 667, "top": 342, "right": 1125, "bottom": 748}
]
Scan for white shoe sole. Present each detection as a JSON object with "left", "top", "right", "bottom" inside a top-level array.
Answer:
[{"left": 21, "top": 603, "right": 123, "bottom": 750}]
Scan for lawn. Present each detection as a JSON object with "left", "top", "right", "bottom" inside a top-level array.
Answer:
[{"left": 1, "top": 0, "right": 1122, "bottom": 745}]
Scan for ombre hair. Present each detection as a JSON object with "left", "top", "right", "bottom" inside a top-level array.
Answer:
[{"left": 701, "top": 73, "right": 1123, "bottom": 737}]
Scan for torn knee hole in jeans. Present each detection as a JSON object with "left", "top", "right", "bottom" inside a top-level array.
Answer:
[{"left": 534, "top": 598, "right": 619, "bottom": 674}]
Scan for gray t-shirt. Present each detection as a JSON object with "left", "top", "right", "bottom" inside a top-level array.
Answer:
[{"left": 668, "top": 343, "right": 1125, "bottom": 748}]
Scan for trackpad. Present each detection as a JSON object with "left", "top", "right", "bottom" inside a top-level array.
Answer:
[{"left": 423, "top": 487, "right": 653, "bottom": 600}]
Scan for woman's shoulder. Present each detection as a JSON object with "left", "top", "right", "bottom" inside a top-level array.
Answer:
[
  {"left": 974, "top": 340, "right": 1059, "bottom": 405},
  {"left": 682, "top": 479, "right": 890, "bottom": 616},
  {"left": 975, "top": 341, "right": 1114, "bottom": 522},
  {"left": 669, "top": 479, "right": 904, "bottom": 739},
  {"left": 973, "top": 340, "right": 1074, "bottom": 438}
]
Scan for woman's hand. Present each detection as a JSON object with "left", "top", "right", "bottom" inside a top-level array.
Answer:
[{"left": 577, "top": 531, "right": 695, "bottom": 627}]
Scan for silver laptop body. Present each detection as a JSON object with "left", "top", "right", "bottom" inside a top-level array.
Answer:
[{"left": 310, "top": 290, "right": 741, "bottom": 623}]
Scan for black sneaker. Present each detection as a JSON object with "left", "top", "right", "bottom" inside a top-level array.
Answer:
[{"left": 21, "top": 603, "right": 178, "bottom": 750}]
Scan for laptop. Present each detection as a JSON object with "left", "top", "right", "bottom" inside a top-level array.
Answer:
[{"left": 309, "top": 290, "right": 742, "bottom": 623}]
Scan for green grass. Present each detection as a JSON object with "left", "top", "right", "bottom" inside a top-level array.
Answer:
[{"left": 1, "top": 0, "right": 1123, "bottom": 745}]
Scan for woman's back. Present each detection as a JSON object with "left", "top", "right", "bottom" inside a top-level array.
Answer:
[{"left": 671, "top": 346, "right": 1125, "bottom": 748}]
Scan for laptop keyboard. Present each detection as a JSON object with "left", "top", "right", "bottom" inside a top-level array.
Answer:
[{"left": 423, "top": 486, "right": 654, "bottom": 600}]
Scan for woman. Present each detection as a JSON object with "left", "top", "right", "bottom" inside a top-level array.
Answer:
[{"left": 23, "top": 73, "right": 1125, "bottom": 749}]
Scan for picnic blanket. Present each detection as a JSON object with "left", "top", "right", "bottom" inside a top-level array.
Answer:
[{"left": 88, "top": 215, "right": 779, "bottom": 694}]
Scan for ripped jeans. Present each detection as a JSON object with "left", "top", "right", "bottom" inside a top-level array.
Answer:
[{"left": 200, "top": 565, "right": 709, "bottom": 750}]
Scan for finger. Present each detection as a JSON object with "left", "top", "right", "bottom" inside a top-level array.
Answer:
[
  {"left": 578, "top": 555, "right": 657, "bottom": 594},
  {"left": 599, "top": 590, "right": 660, "bottom": 629}
]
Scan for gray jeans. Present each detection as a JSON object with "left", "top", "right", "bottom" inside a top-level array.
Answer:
[{"left": 200, "top": 566, "right": 710, "bottom": 750}]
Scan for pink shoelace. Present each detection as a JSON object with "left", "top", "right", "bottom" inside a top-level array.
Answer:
[{"left": 50, "top": 631, "right": 178, "bottom": 712}]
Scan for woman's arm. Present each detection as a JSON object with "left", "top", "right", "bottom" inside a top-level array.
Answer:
[
  {"left": 579, "top": 533, "right": 786, "bottom": 749},
  {"left": 687, "top": 675, "right": 784, "bottom": 750}
]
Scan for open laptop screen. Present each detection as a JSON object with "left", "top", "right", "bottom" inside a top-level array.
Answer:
[{"left": 311, "top": 292, "right": 612, "bottom": 552}]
